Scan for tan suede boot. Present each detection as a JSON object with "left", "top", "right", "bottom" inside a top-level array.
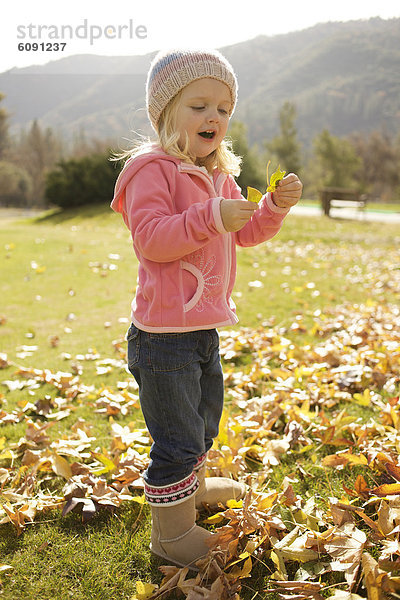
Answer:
[
  {"left": 150, "top": 493, "right": 213, "bottom": 569},
  {"left": 195, "top": 465, "right": 246, "bottom": 510}
]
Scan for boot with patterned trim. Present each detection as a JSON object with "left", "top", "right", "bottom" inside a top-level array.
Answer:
[
  {"left": 194, "top": 464, "right": 246, "bottom": 510},
  {"left": 150, "top": 493, "right": 213, "bottom": 569}
]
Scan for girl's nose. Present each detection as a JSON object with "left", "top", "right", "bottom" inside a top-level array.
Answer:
[{"left": 206, "top": 107, "right": 219, "bottom": 122}]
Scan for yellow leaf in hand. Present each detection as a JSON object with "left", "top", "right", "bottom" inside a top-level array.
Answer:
[
  {"left": 267, "top": 165, "right": 286, "bottom": 193},
  {"left": 247, "top": 186, "right": 263, "bottom": 203}
]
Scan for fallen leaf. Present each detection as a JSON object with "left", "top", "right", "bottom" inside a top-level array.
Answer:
[
  {"left": 132, "top": 580, "right": 158, "bottom": 600},
  {"left": 371, "top": 483, "right": 400, "bottom": 497}
]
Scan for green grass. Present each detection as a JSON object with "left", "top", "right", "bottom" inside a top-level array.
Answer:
[
  {"left": 0, "top": 205, "right": 399, "bottom": 599},
  {"left": 2, "top": 204, "right": 398, "bottom": 368},
  {"left": 1, "top": 205, "right": 137, "bottom": 369},
  {"left": 0, "top": 506, "right": 155, "bottom": 600}
]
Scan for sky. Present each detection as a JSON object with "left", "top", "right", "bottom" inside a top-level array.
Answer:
[{"left": 0, "top": 0, "right": 399, "bottom": 74}]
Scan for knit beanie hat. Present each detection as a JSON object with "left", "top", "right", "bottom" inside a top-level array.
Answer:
[{"left": 146, "top": 49, "right": 238, "bottom": 131}]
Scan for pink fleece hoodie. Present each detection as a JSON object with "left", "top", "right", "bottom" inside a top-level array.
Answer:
[{"left": 111, "top": 148, "right": 289, "bottom": 332}]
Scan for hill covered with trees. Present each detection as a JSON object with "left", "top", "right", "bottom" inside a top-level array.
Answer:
[
  {"left": 0, "top": 17, "right": 399, "bottom": 207},
  {"left": 0, "top": 17, "right": 398, "bottom": 149}
]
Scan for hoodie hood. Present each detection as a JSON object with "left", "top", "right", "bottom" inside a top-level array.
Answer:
[{"left": 111, "top": 147, "right": 179, "bottom": 215}]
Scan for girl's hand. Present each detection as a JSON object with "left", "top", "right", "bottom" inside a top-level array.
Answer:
[
  {"left": 220, "top": 199, "right": 258, "bottom": 232},
  {"left": 272, "top": 173, "right": 303, "bottom": 209}
]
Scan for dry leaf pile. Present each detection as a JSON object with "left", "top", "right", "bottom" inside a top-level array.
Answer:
[{"left": 1, "top": 299, "right": 400, "bottom": 599}]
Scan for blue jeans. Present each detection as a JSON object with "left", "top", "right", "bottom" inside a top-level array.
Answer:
[{"left": 126, "top": 325, "right": 224, "bottom": 491}]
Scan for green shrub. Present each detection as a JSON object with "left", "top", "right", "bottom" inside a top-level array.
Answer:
[{"left": 45, "top": 153, "right": 119, "bottom": 208}]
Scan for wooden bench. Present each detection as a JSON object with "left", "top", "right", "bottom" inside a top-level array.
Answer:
[{"left": 319, "top": 187, "right": 367, "bottom": 217}]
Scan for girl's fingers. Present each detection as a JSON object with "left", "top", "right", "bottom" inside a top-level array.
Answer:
[
  {"left": 278, "top": 180, "right": 302, "bottom": 190},
  {"left": 276, "top": 180, "right": 302, "bottom": 198},
  {"left": 278, "top": 191, "right": 302, "bottom": 198}
]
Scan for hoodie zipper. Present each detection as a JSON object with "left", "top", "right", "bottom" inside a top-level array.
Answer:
[{"left": 178, "top": 163, "right": 236, "bottom": 323}]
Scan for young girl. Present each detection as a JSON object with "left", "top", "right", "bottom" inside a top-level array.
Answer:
[{"left": 111, "top": 49, "right": 302, "bottom": 569}]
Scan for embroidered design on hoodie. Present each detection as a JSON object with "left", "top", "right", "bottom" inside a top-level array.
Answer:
[{"left": 186, "top": 248, "right": 222, "bottom": 312}]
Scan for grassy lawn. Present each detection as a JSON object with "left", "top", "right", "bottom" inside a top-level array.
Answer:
[{"left": 0, "top": 205, "right": 399, "bottom": 599}]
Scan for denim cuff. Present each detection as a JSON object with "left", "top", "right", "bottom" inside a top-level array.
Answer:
[{"left": 145, "top": 472, "right": 199, "bottom": 506}]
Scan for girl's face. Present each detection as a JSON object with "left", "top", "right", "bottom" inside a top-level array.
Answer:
[{"left": 175, "top": 78, "right": 231, "bottom": 163}]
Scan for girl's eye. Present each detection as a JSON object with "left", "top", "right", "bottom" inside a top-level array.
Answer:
[
  {"left": 218, "top": 108, "right": 229, "bottom": 115},
  {"left": 191, "top": 106, "right": 205, "bottom": 111}
]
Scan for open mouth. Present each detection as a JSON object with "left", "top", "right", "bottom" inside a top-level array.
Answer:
[{"left": 198, "top": 130, "right": 215, "bottom": 139}]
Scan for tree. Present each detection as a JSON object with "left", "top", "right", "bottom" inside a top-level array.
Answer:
[
  {"left": 45, "top": 152, "right": 118, "bottom": 209},
  {"left": 313, "top": 129, "right": 361, "bottom": 189},
  {"left": 351, "top": 130, "right": 400, "bottom": 202},
  {"left": 266, "top": 102, "right": 302, "bottom": 175},
  {"left": 70, "top": 126, "right": 114, "bottom": 159},
  {"left": 0, "top": 161, "right": 32, "bottom": 207},
  {"left": 18, "top": 120, "right": 64, "bottom": 206},
  {"left": 228, "top": 120, "right": 265, "bottom": 195},
  {"left": 0, "top": 93, "right": 10, "bottom": 160}
]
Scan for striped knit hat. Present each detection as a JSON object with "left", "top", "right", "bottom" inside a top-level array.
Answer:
[{"left": 146, "top": 49, "right": 238, "bottom": 131}]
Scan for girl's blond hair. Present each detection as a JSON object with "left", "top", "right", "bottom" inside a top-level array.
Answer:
[{"left": 113, "top": 88, "right": 242, "bottom": 177}]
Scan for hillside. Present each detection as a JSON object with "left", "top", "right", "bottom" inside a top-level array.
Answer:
[{"left": 1, "top": 17, "right": 399, "bottom": 149}]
